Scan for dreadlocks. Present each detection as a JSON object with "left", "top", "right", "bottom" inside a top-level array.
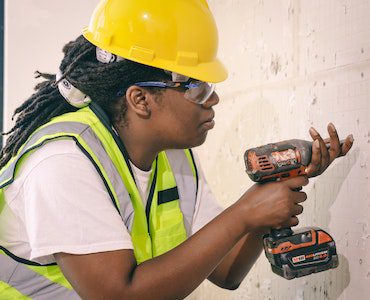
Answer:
[{"left": 0, "top": 35, "right": 169, "bottom": 169}]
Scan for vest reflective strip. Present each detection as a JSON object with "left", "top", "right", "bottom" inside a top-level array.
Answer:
[
  {"left": 165, "top": 150, "right": 197, "bottom": 236},
  {"left": 0, "top": 122, "right": 88, "bottom": 186},
  {"left": 26, "top": 265, "right": 73, "bottom": 290},
  {"left": 0, "top": 254, "right": 79, "bottom": 299},
  {"left": 0, "top": 282, "right": 30, "bottom": 299},
  {"left": 78, "top": 125, "right": 134, "bottom": 228},
  {"left": 0, "top": 122, "right": 132, "bottom": 226}
]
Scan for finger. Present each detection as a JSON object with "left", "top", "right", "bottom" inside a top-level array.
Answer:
[
  {"left": 288, "top": 216, "right": 299, "bottom": 227},
  {"left": 339, "top": 134, "right": 354, "bottom": 157},
  {"left": 327, "top": 123, "right": 341, "bottom": 162},
  {"left": 310, "top": 127, "right": 330, "bottom": 170},
  {"left": 306, "top": 139, "right": 321, "bottom": 175},
  {"left": 292, "top": 191, "right": 307, "bottom": 203},
  {"left": 283, "top": 176, "right": 309, "bottom": 189},
  {"left": 293, "top": 204, "right": 304, "bottom": 216}
]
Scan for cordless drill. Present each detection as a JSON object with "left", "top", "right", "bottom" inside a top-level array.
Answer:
[{"left": 244, "top": 139, "right": 339, "bottom": 279}]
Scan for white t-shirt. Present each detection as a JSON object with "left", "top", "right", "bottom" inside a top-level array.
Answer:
[{"left": 0, "top": 140, "right": 223, "bottom": 265}]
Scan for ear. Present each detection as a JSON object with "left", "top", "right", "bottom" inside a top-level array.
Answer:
[{"left": 125, "top": 86, "right": 152, "bottom": 118}]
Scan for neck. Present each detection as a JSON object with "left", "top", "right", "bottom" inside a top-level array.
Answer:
[{"left": 114, "top": 121, "right": 159, "bottom": 171}]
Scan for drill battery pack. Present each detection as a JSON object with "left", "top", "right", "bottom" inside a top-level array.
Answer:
[{"left": 263, "top": 227, "right": 339, "bottom": 279}]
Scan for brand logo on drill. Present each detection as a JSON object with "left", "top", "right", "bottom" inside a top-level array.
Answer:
[
  {"left": 271, "top": 149, "right": 297, "bottom": 168},
  {"left": 292, "top": 255, "right": 305, "bottom": 263}
]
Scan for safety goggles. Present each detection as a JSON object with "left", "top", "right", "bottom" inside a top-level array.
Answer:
[
  {"left": 133, "top": 80, "right": 216, "bottom": 104},
  {"left": 97, "top": 48, "right": 216, "bottom": 104}
]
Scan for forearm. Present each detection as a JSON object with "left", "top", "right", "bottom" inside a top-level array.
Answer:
[
  {"left": 208, "top": 230, "right": 265, "bottom": 289},
  {"left": 57, "top": 179, "right": 308, "bottom": 300},
  {"left": 58, "top": 201, "right": 251, "bottom": 300},
  {"left": 127, "top": 203, "right": 249, "bottom": 299}
]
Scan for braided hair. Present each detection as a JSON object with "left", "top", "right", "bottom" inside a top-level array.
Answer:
[{"left": 0, "top": 35, "right": 168, "bottom": 169}]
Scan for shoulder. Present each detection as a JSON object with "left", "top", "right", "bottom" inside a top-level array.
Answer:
[
  {"left": 18, "top": 139, "right": 87, "bottom": 177},
  {"left": 5, "top": 139, "right": 94, "bottom": 199}
]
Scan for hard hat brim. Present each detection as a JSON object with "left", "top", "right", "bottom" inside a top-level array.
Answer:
[
  {"left": 83, "top": 29, "right": 228, "bottom": 83},
  {"left": 170, "top": 58, "right": 228, "bottom": 83}
]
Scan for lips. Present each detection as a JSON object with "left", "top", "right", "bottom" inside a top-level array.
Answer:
[
  {"left": 200, "top": 111, "right": 215, "bottom": 130},
  {"left": 201, "top": 111, "right": 215, "bottom": 125},
  {"left": 202, "top": 119, "right": 215, "bottom": 130}
]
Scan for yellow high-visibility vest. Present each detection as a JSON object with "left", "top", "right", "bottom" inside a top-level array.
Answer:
[{"left": 0, "top": 102, "right": 198, "bottom": 299}]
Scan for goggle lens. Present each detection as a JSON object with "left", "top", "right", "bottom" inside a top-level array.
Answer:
[
  {"left": 130, "top": 78, "right": 216, "bottom": 104},
  {"left": 183, "top": 81, "right": 215, "bottom": 104}
]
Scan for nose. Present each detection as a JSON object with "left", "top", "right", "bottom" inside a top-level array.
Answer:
[{"left": 201, "top": 91, "right": 219, "bottom": 108}]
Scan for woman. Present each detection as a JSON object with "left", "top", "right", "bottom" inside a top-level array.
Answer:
[{"left": 0, "top": 0, "right": 353, "bottom": 299}]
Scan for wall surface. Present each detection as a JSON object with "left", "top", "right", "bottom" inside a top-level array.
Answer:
[
  {"left": 4, "top": 0, "right": 100, "bottom": 131},
  {"left": 191, "top": 0, "right": 370, "bottom": 299},
  {"left": 5, "top": 1, "right": 370, "bottom": 300}
]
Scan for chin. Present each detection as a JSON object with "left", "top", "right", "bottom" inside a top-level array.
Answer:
[
  {"left": 193, "top": 134, "right": 208, "bottom": 147},
  {"left": 181, "top": 133, "right": 208, "bottom": 149}
]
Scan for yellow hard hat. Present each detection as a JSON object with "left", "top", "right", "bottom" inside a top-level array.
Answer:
[{"left": 83, "top": 0, "right": 227, "bottom": 83}]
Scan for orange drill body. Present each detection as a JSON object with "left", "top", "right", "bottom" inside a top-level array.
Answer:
[
  {"left": 244, "top": 139, "right": 339, "bottom": 279},
  {"left": 244, "top": 139, "right": 312, "bottom": 182}
]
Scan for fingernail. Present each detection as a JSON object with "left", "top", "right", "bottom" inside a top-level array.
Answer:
[
  {"left": 310, "top": 127, "right": 318, "bottom": 135},
  {"left": 349, "top": 134, "right": 354, "bottom": 142},
  {"left": 329, "top": 123, "right": 336, "bottom": 131},
  {"left": 314, "top": 139, "right": 320, "bottom": 147}
]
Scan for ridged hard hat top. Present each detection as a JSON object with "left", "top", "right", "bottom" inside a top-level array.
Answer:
[{"left": 83, "top": 0, "right": 227, "bottom": 83}]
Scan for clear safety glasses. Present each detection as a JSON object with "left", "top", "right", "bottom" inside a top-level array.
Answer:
[{"left": 133, "top": 80, "right": 216, "bottom": 105}]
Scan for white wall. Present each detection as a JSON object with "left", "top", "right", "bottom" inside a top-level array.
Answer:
[
  {"left": 191, "top": 0, "right": 370, "bottom": 299},
  {"left": 4, "top": 0, "right": 100, "bottom": 131},
  {"left": 5, "top": 1, "right": 370, "bottom": 299}
]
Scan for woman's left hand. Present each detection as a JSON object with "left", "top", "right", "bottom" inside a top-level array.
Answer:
[{"left": 305, "top": 123, "right": 354, "bottom": 177}]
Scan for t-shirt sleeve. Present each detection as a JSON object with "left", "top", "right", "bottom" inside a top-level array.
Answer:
[
  {"left": 190, "top": 152, "right": 224, "bottom": 235},
  {"left": 22, "top": 141, "right": 133, "bottom": 265}
]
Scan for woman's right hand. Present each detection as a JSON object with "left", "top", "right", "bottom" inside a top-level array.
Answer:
[{"left": 237, "top": 176, "right": 309, "bottom": 233}]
